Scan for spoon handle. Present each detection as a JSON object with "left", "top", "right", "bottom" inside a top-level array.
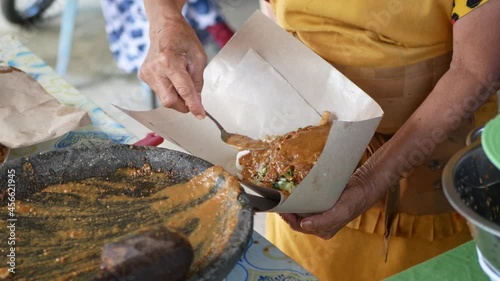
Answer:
[{"left": 205, "top": 111, "right": 230, "bottom": 140}]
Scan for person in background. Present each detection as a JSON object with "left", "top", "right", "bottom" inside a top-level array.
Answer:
[
  {"left": 100, "top": 0, "right": 233, "bottom": 73},
  {"left": 139, "top": 0, "right": 500, "bottom": 280}
]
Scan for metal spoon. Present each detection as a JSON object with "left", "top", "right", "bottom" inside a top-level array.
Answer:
[{"left": 205, "top": 111, "right": 268, "bottom": 151}]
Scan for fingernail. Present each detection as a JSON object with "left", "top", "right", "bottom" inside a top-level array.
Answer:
[
  {"left": 195, "top": 114, "right": 204, "bottom": 120},
  {"left": 300, "top": 220, "right": 313, "bottom": 230}
]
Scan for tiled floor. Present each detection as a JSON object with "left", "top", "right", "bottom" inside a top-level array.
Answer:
[{"left": 0, "top": 0, "right": 266, "bottom": 235}]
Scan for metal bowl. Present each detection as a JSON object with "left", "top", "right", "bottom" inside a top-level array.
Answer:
[{"left": 443, "top": 140, "right": 500, "bottom": 275}]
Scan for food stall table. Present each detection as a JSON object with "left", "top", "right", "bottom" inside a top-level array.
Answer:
[{"left": 0, "top": 34, "right": 317, "bottom": 281}]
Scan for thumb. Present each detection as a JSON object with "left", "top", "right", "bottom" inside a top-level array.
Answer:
[{"left": 300, "top": 211, "right": 334, "bottom": 231}]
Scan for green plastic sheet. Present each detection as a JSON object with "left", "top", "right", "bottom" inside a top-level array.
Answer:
[{"left": 385, "top": 242, "right": 489, "bottom": 281}]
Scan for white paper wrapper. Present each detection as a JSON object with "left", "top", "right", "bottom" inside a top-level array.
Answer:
[
  {"left": 118, "top": 11, "right": 383, "bottom": 213},
  {"left": 0, "top": 67, "right": 91, "bottom": 149}
]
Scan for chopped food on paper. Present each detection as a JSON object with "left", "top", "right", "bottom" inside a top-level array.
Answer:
[{"left": 237, "top": 112, "right": 332, "bottom": 194}]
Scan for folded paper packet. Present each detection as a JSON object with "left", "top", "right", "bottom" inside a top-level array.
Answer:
[
  {"left": 0, "top": 66, "right": 91, "bottom": 149},
  {"left": 118, "top": 11, "right": 383, "bottom": 214}
]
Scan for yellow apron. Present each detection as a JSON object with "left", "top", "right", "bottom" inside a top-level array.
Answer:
[
  {"left": 269, "top": 0, "right": 488, "bottom": 68},
  {"left": 266, "top": 53, "right": 498, "bottom": 281}
]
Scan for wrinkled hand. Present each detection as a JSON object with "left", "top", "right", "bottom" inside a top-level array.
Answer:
[
  {"left": 280, "top": 163, "right": 384, "bottom": 239},
  {"left": 139, "top": 12, "right": 206, "bottom": 119}
]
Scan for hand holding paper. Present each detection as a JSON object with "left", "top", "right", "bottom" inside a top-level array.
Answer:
[{"left": 280, "top": 155, "right": 388, "bottom": 239}]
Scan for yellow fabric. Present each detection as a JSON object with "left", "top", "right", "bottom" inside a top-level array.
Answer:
[
  {"left": 266, "top": 212, "right": 472, "bottom": 281},
  {"left": 343, "top": 207, "right": 468, "bottom": 241},
  {"left": 270, "top": 0, "right": 488, "bottom": 67}
]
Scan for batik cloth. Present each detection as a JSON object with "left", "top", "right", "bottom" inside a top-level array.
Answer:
[{"left": 100, "top": 0, "right": 224, "bottom": 73}]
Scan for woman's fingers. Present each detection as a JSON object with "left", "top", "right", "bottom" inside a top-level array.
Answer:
[
  {"left": 140, "top": 49, "right": 206, "bottom": 116},
  {"left": 278, "top": 205, "right": 344, "bottom": 239},
  {"left": 153, "top": 75, "right": 190, "bottom": 113},
  {"left": 168, "top": 58, "right": 205, "bottom": 119},
  {"left": 279, "top": 213, "right": 320, "bottom": 236},
  {"left": 298, "top": 210, "right": 340, "bottom": 240},
  {"left": 139, "top": 60, "right": 189, "bottom": 113},
  {"left": 278, "top": 174, "right": 374, "bottom": 240},
  {"left": 279, "top": 213, "right": 301, "bottom": 230},
  {"left": 139, "top": 11, "right": 207, "bottom": 118}
]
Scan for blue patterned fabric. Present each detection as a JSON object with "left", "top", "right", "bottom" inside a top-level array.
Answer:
[
  {"left": 183, "top": 0, "right": 224, "bottom": 30},
  {"left": 101, "top": 0, "right": 223, "bottom": 73}
]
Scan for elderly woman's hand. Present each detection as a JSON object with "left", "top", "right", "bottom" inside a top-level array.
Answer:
[
  {"left": 280, "top": 139, "right": 395, "bottom": 239},
  {"left": 280, "top": 168, "right": 370, "bottom": 239},
  {"left": 139, "top": 0, "right": 206, "bottom": 119}
]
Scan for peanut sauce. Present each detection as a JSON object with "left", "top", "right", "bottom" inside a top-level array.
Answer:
[
  {"left": 9, "top": 165, "right": 242, "bottom": 280},
  {"left": 226, "top": 134, "right": 269, "bottom": 150},
  {"left": 238, "top": 123, "right": 332, "bottom": 193}
]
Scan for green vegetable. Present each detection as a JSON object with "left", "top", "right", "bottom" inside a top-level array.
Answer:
[
  {"left": 257, "top": 164, "right": 268, "bottom": 180},
  {"left": 285, "top": 167, "right": 294, "bottom": 180},
  {"left": 272, "top": 176, "right": 295, "bottom": 193}
]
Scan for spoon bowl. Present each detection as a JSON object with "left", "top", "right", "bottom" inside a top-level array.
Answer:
[{"left": 205, "top": 112, "right": 268, "bottom": 151}]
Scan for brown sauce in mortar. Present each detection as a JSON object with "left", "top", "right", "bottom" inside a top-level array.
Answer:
[{"left": 7, "top": 165, "right": 242, "bottom": 280}]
